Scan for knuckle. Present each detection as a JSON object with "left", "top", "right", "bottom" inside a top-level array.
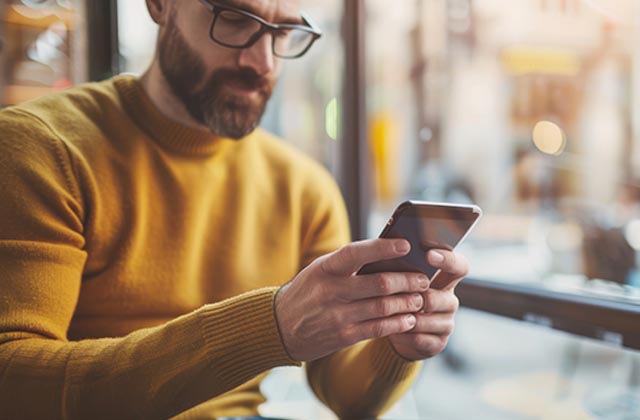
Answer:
[
  {"left": 375, "top": 298, "right": 392, "bottom": 317},
  {"left": 376, "top": 274, "right": 393, "bottom": 295},
  {"left": 422, "top": 291, "right": 435, "bottom": 312},
  {"left": 330, "top": 309, "right": 346, "bottom": 326},
  {"left": 316, "top": 254, "right": 332, "bottom": 273},
  {"left": 371, "top": 321, "right": 387, "bottom": 338},
  {"left": 451, "top": 294, "right": 460, "bottom": 311},
  {"left": 316, "top": 281, "right": 340, "bottom": 303},
  {"left": 320, "top": 251, "right": 341, "bottom": 275},
  {"left": 338, "top": 244, "right": 355, "bottom": 264},
  {"left": 444, "top": 320, "right": 455, "bottom": 336},
  {"left": 414, "top": 314, "right": 429, "bottom": 331},
  {"left": 379, "top": 298, "right": 397, "bottom": 317},
  {"left": 337, "top": 325, "right": 356, "bottom": 344},
  {"left": 313, "top": 278, "right": 329, "bottom": 295}
]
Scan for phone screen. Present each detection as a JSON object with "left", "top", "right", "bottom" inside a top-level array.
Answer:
[{"left": 357, "top": 203, "right": 480, "bottom": 277}]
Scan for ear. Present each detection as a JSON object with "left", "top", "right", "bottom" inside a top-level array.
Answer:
[{"left": 146, "top": 0, "right": 172, "bottom": 25}]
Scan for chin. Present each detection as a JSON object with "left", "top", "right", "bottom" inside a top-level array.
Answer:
[{"left": 204, "top": 114, "right": 260, "bottom": 140}]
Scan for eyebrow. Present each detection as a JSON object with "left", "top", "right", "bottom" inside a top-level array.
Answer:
[{"left": 213, "top": 0, "right": 305, "bottom": 26}]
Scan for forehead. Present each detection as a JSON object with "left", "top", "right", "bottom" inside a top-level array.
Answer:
[{"left": 215, "top": 0, "right": 302, "bottom": 22}]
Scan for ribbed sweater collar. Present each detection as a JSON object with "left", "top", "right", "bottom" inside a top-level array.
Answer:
[{"left": 113, "top": 74, "right": 236, "bottom": 157}]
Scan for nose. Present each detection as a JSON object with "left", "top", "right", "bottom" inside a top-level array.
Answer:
[{"left": 237, "top": 32, "right": 276, "bottom": 77}]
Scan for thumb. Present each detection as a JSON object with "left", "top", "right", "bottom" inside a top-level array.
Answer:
[{"left": 322, "top": 238, "right": 411, "bottom": 276}]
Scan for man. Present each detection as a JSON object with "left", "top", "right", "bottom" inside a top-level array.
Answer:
[{"left": 0, "top": 0, "right": 467, "bottom": 418}]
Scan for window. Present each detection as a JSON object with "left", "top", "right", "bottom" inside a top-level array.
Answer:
[
  {"left": 363, "top": 0, "right": 640, "bottom": 336},
  {"left": 0, "top": 0, "right": 86, "bottom": 105},
  {"left": 260, "top": 0, "right": 343, "bottom": 169}
]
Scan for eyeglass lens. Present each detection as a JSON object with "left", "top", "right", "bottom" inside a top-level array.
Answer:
[{"left": 212, "top": 9, "right": 315, "bottom": 58}]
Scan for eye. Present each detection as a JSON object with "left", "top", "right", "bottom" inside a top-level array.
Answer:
[
  {"left": 218, "top": 10, "right": 253, "bottom": 26},
  {"left": 273, "top": 29, "right": 290, "bottom": 39}
]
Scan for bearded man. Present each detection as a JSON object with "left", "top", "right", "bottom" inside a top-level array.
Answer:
[{"left": 0, "top": 0, "right": 469, "bottom": 418}]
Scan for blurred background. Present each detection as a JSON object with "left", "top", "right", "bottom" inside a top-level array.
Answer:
[{"left": 0, "top": 0, "right": 639, "bottom": 418}]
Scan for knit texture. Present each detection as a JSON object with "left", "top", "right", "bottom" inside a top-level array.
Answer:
[{"left": 0, "top": 76, "right": 420, "bottom": 419}]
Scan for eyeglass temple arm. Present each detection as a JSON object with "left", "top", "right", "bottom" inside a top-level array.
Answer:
[{"left": 301, "top": 13, "right": 322, "bottom": 36}]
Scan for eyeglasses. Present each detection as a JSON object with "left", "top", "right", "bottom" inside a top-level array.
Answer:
[{"left": 199, "top": 0, "right": 322, "bottom": 59}]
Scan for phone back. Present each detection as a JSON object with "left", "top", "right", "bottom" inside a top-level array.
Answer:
[{"left": 358, "top": 201, "right": 481, "bottom": 277}]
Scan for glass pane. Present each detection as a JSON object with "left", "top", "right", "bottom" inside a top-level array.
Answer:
[
  {"left": 117, "top": 0, "right": 156, "bottom": 75},
  {"left": 405, "top": 309, "right": 640, "bottom": 420},
  {"left": 0, "top": 0, "right": 87, "bottom": 106},
  {"left": 364, "top": 0, "right": 640, "bottom": 305},
  {"left": 261, "top": 0, "right": 343, "bottom": 169}
]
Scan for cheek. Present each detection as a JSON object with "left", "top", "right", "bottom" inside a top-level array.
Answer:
[
  {"left": 175, "top": 5, "right": 233, "bottom": 62},
  {"left": 199, "top": 47, "right": 238, "bottom": 70},
  {"left": 183, "top": 24, "right": 240, "bottom": 71},
  {"left": 269, "top": 60, "right": 283, "bottom": 81}
]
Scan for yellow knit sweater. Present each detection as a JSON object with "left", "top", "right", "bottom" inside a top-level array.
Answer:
[{"left": 0, "top": 76, "right": 420, "bottom": 419}]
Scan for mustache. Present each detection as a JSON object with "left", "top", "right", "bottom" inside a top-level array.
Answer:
[{"left": 207, "top": 67, "right": 272, "bottom": 93}]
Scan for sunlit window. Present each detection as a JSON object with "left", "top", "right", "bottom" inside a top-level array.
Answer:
[{"left": 365, "top": 0, "right": 640, "bottom": 299}]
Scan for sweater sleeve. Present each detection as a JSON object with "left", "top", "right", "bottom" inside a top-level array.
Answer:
[
  {"left": 0, "top": 110, "right": 298, "bottom": 420},
  {"left": 300, "top": 171, "right": 422, "bottom": 419}
]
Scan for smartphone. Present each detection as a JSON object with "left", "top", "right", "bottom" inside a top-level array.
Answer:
[{"left": 357, "top": 200, "right": 482, "bottom": 278}]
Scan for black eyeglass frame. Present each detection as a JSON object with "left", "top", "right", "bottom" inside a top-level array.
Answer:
[{"left": 199, "top": 0, "right": 322, "bottom": 59}]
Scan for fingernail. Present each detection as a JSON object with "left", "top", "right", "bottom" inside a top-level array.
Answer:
[
  {"left": 405, "top": 314, "right": 416, "bottom": 327},
  {"left": 412, "top": 294, "right": 423, "bottom": 309},
  {"left": 429, "top": 250, "right": 444, "bottom": 264},
  {"left": 418, "top": 275, "right": 429, "bottom": 289},
  {"left": 395, "top": 240, "right": 410, "bottom": 254}
]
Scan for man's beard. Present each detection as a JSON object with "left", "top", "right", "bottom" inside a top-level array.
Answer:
[{"left": 158, "top": 15, "right": 273, "bottom": 139}]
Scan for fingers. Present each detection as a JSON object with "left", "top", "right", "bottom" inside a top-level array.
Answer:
[
  {"left": 322, "top": 239, "right": 411, "bottom": 276},
  {"left": 389, "top": 310, "right": 457, "bottom": 360},
  {"left": 342, "top": 313, "right": 417, "bottom": 345},
  {"left": 411, "top": 313, "right": 455, "bottom": 336},
  {"left": 339, "top": 272, "right": 429, "bottom": 300},
  {"left": 389, "top": 332, "right": 450, "bottom": 360},
  {"left": 426, "top": 249, "right": 469, "bottom": 290},
  {"left": 345, "top": 293, "right": 424, "bottom": 323},
  {"left": 421, "top": 288, "right": 460, "bottom": 313}
]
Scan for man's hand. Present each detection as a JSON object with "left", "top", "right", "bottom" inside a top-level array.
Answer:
[
  {"left": 388, "top": 249, "right": 469, "bottom": 361},
  {"left": 274, "top": 239, "right": 429, "bottom": 362}
]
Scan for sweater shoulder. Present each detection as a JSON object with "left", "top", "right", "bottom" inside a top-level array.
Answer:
[
  {"left": 0, "top": 80, "right": 124, "bottom": 204},
  {"left": 0, "top": 105, "right": 69, "bottom": 166},
  {"left": 11, "top": 78, "right": 122, "bottom": 121},
  {"left": 1, "top": 78, "right": 125, "bottom": 150},
  {"left": 251, "top": 129, "right": 336, "bottom": 186}
]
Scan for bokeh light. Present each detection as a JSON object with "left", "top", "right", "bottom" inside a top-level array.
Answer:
[
  {"left": 624, "top": 219, "right": 640, "bottom": 250},
  {"left": 325, "top": 97, "right": 338, "bottom": 141},
  {"left": 532, "top": 121, "right": 567, "bottom": 156}
]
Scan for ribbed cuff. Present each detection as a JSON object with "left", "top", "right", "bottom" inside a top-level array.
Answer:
[
  {"left": 197, "top": 287, "right": 301, "bottom": 385},
  {"left": 369, "top": 338, "right": 421, "bottom": 384}
]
